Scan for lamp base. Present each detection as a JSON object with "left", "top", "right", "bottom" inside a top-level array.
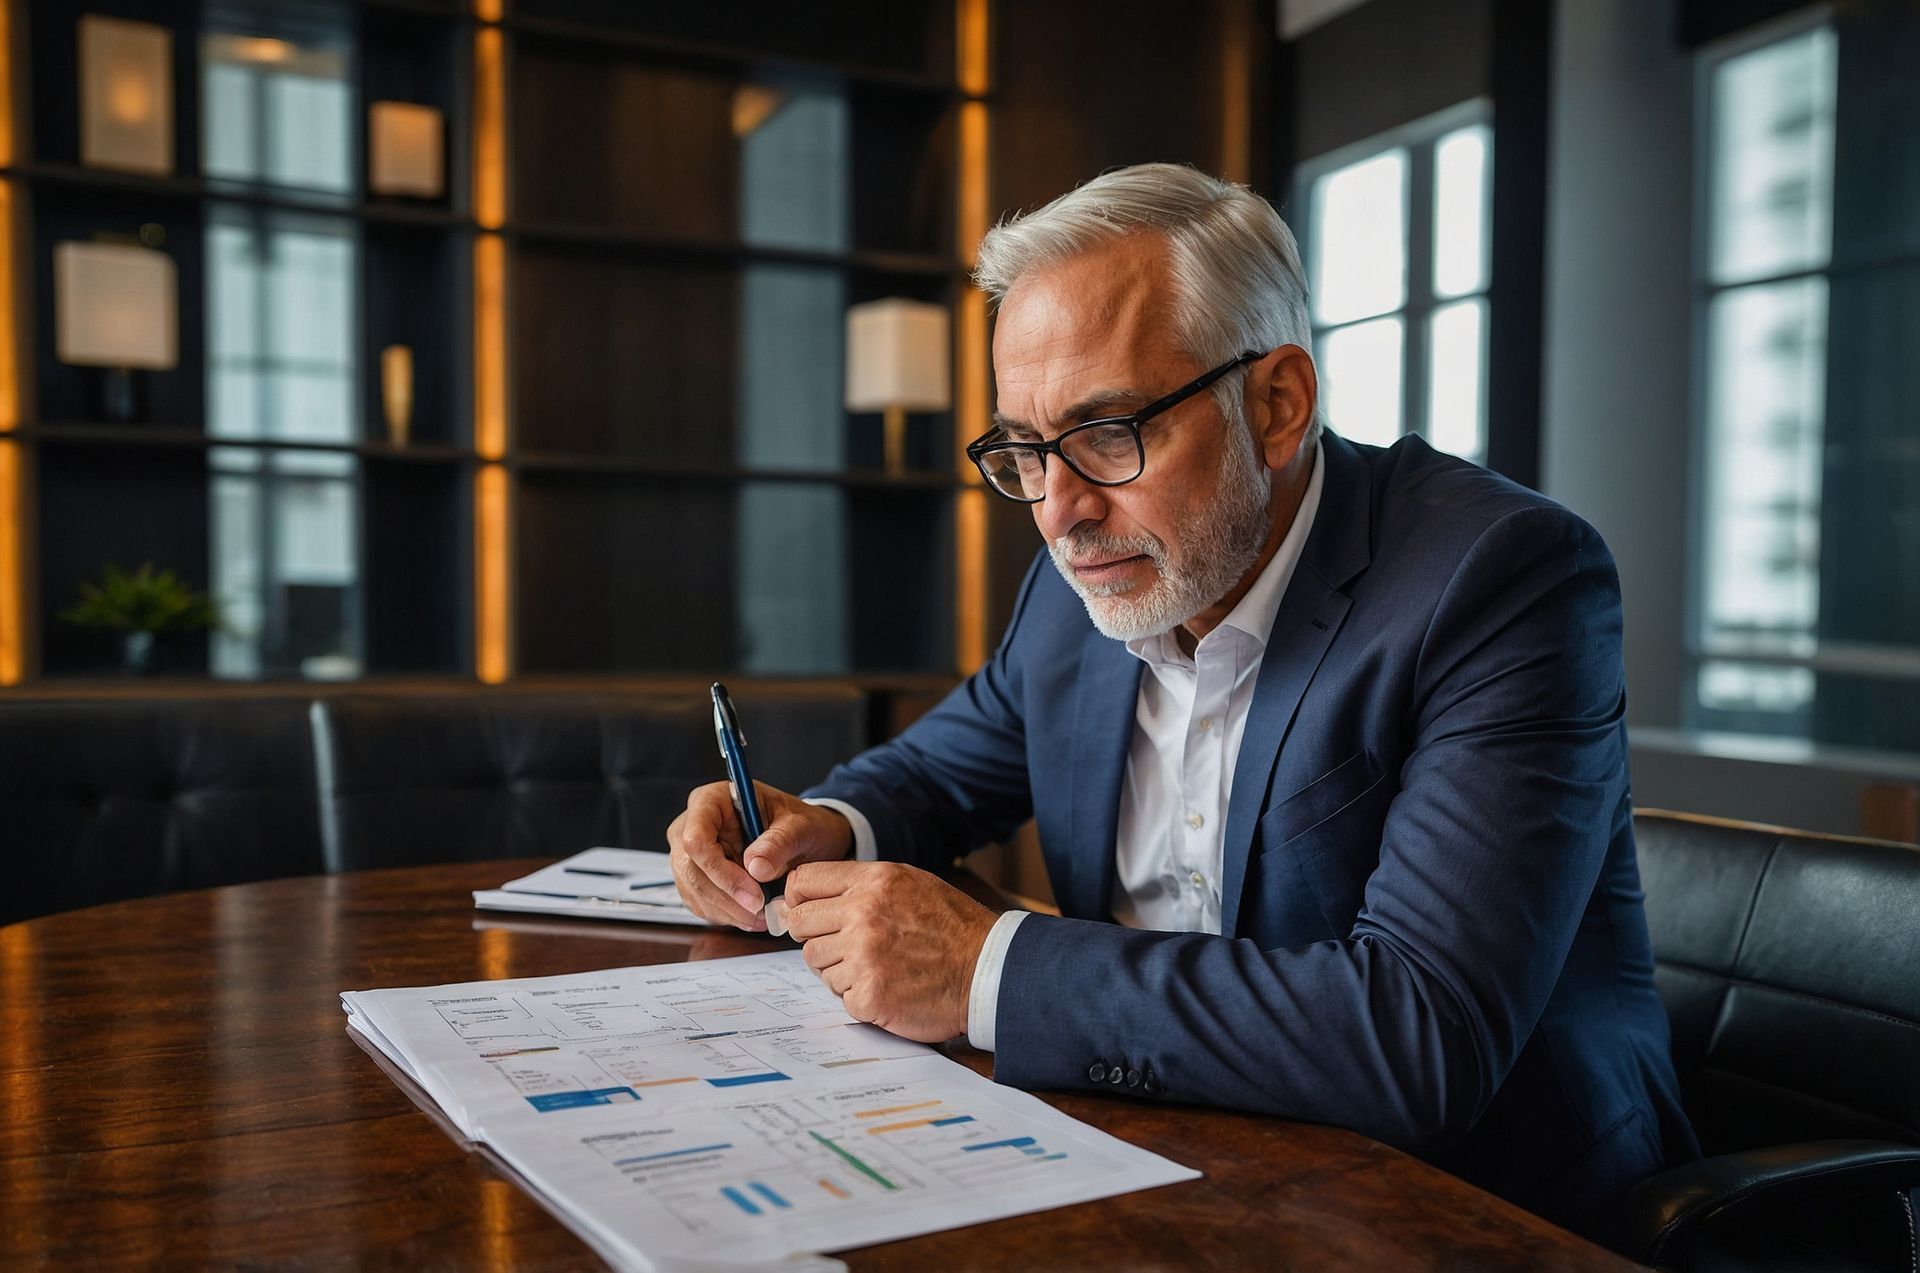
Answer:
[
  {"left": 93, "top": 367, "right": 145, "bottom": 424},
  {"left": 883, "top": 404, "right": 907, "bottom": 475}
]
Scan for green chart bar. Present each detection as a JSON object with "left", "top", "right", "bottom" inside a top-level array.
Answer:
[{"left": 809, "top": 1131, "right": 898, "bottom": 1191}]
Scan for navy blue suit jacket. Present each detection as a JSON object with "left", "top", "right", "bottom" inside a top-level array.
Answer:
[{"left": 807, "top": 432, "right": 1697, "bottom": 1234}]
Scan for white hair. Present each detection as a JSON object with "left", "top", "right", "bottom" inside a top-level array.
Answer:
[{"left": 973, "top": 162, "right": 1324, "bottom": 440}]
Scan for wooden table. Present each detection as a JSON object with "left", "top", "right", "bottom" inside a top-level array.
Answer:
[{"left": 0, "top": 862, "right": 1641, "bottom": 1270}]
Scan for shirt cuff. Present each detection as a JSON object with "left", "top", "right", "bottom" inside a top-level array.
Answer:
[
  {"left": 802, "top": 797, "right": 876, "bottom": 862},
  {"left": 966, "top": 910, "right": 1029, "bottom": 1053}
]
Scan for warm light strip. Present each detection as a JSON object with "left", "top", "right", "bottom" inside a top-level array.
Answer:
[
  {"left": 473, "top": 25, "right": 506, "bottom": 230},
  {"left": 957, "top": 101, "right": 990, "bottom": 268},
  {"left": 955, "top": 488, "right": 988, "bottom": 673},
  {"left": 957, "top": 0, "right": 989, "bottom": 97},
  {"left": 474, "top": 234, "right": 507, "bottom": 460},
  {"left": 476, "top": 463, "right": 510, "bottom": 684},
  {"left": 953, "top": 0, "right": 992, "bottom": 673},
  {"left": 0, "top": 16, "right": 22, "bottom": 688},
  {"left": 0, "top": 439, "right": 20, "bottom": 686},
  {"left": 472, "top": 18, "right": 510, "bottom": 683},
  {"left": 1218, "top": 9, "right": 1251, "bottom": 185}
]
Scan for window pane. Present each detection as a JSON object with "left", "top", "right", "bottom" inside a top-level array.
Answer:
[
  {"left": 1433, "top": 123, "right": 1491, "bottom": 299},
  {"left": 1699, "top": 278, "right": 1827, "bottom": 659},
  {"left": 206, "top": 208, "right": 356, "bottom": 443},
  {"left": 1309, "top": 149, "right": 1408, "bottom": 326},
  {"left": 201, "top": 30, "right": 352, "bottom": 194},
  {"left": 1426, "top": 298, "right": 1485, "bottom": 460},
  {"left": 1319, "top": 317, "right": 1403, "bottom": 447},
  {"left": 1708, "top": 27, "right": 1836, "bottom": 284}
]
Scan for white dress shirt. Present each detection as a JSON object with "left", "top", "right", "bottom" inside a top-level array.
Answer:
[{"left": 822, "top": 443, "right": 1324, "bottom": 1051}]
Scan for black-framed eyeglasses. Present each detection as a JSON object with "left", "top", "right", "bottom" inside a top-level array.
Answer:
[{"left": 964, "top": 351, "right": 1262, "bottom": 503}]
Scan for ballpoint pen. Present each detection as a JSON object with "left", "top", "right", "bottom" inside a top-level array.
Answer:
[{"left": 711, "top": 682, "right": 791, "bottom": 935}]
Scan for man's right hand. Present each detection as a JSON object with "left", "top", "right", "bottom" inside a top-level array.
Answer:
[{"left": 666, "top": 781, "right": 855, "bottom": 931}]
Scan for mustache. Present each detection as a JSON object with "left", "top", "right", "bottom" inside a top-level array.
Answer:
[{"left": 1052, "top": 528, "right": 1167, "bottom": 568}]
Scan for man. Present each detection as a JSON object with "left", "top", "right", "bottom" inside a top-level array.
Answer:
[{"left": 669, "top": 163, "right": 1696, "bottom": 1236}]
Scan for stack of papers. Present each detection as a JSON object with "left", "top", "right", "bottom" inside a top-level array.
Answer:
[
  {"left": 343, "top": 952, "right": 1198, "bottom": 1271},
  {"left": 474, "top": 848, "right": 715, "bottom": 926}
]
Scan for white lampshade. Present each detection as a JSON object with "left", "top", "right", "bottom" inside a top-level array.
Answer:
[
  {"left": 844, "top": 299, "right": 951, "bottom": 412},
  {"left": 368, "top": 101, "right": 444, "bottom": 198},
  {"left": 54, "top": 241, "right": 179, "bottom": 370},
  {"left": 80, "top": 16, "right": 174, "bottom": 176}
]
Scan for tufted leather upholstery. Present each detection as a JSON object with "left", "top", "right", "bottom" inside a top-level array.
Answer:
[
  {"left": 1635, "top": 811, "right": 1920, "bottom": 1154},
  {"left": 311, "top": 689, "right": 869, "bottom": 872},
  {"left": 1617, "top": 810, "right": 1920, "bottom": 1271},
  {"left": 0, "top": 698, "right": 324, "bottom": 925}
]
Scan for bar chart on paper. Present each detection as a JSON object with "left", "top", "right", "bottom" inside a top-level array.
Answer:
[{"left": 342, "top": 952, "right": 1199, "bottom": 1269}]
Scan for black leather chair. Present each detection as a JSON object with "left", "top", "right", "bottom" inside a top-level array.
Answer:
[
  {"left": 0, "top": 698, "right": 325, "bottom": 925},
  {"left": 1613, "top": 810, "right": 1920, "bottom": 1271},
  {"left": 310, "top": 689, "right": 868, "bottom": 872}
]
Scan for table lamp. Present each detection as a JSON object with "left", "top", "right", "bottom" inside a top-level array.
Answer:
[
  {"left": 55, "top": 240, "right": 179, "bottom": 423},
  {"left": 845, "top": 298, "right": 950, "bottom": 474}
]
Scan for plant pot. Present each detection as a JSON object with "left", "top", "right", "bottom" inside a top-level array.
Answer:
[{"left": 122, "top": 629, "right": 156, "bottom": 675}]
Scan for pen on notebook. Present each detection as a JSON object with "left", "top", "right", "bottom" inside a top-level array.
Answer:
[{"left": 710, "top": 682, "right": 790, "bottom": 935}]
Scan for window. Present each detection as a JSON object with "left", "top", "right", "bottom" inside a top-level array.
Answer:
[
  {"left": 1296, "top": 101, "right": 1492, "bottom": 462},
  {"left": 1690, "top": 8, "right": 1920, "bottom": 753}
]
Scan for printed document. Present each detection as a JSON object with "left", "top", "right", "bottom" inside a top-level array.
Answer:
[
  {"left": 473, "top": 847, "right": 715, "bottom": 927},
  {"left": 343, "top": 951, "right": 1198, "bottom": 1270}
]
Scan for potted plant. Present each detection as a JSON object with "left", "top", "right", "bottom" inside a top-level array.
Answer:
[{"left": 60, "top": 562, "right": 219, "bottom": 675}]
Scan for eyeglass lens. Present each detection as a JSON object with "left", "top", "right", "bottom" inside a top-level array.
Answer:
[{"left": 978, "top": 422, "right": 1143, "bottom": 499}]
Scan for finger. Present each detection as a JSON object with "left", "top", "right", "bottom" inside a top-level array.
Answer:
[
  {"left": 679, "top": 804, "right": 764, "bottom": 917},
  {"left": 782, "top": 859, "right": 868, "bottom": 908},
  {"left": 799, "top": 932, "right": 846, "bottom": 973},
  {"left": 782, "top": 895, "right": 850, "bottom": 941},
  {"left": 671, "top": 834, "right": 766, "bottom": 931},
  {"left": 820, "top": 961, "right": 855, "bottom": 998}
]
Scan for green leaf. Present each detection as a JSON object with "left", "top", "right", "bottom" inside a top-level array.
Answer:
[{"left": 59, "top": 561, "right": 221, "bottom": 634}]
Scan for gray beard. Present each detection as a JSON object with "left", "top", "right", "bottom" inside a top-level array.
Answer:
[{"left": 1048, "top": 411, "right": 1273, "bottom": 642}]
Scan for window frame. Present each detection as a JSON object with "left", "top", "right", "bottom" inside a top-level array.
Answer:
[
  {"left": 1291, "top": 96, "right": 1493, "bottom": 461},
  {"left": 1677, "top": 4, "right": 1920, "bottom": 741}
]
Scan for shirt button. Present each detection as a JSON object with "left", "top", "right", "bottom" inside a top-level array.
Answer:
[
  {"left": 1186, "top": 812, "right": 1205, "bottom": 830},
  {"left": 1190, "top": 871, "right": 1205, "bottom": 887},
  {"left": 1197, "top": 717, "right": 1213, "bottom": 732},
  {"left": 1087, "top": 1061, "right": 1108, "bottom": 1083}
]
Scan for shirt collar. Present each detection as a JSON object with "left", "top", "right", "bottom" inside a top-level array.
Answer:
[{"left": 1125, "top": 439, "right": 1326, "bottom": 667}]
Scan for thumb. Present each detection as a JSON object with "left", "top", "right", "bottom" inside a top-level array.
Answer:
[{"left": 743, "top": 811, "right": 812, "bottom": 882}]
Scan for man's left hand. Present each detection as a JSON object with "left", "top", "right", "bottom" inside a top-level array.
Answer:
[{"left": 782, "top": 861, "right": 999, "bottom": 1043}]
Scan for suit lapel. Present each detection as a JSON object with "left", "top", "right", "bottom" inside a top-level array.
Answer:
[
  {"left": 1220, "top": 434, "right": 1374, "bottom": 937},
  {"left": 1065, "top": 632, "right": 1141, "bottom": 920}
]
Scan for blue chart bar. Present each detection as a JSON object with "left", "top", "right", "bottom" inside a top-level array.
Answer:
[
  {"left": 707, "top": 1071, "right": 791, "bottom": 1088},
  {"left": 961, "top": 1136, "right": 1038, "bottom": 1153},
  {"left": 721, "top": 1186, "right": 762, "bottom": 1216},
  {"left": 525, "top": 1086, "right": 640, "bottom": 1112},
  {"left": 749, "top": 1181, "right": 792, "bottom": 1209},
  {"left": 615, "top": 1142, "right": 734, "bottom": 1166},
  {"left": 930, "top": 1116, "right": 976, "bottom": 1127}
]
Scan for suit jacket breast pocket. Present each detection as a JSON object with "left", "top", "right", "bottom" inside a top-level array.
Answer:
[{"left": 1249, "top": 750, "right": 1391, "bottom": 939}]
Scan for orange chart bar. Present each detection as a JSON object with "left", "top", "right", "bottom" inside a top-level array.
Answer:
[{"left": 853, "top": 1099, "right": 942, "bottom": 1119}]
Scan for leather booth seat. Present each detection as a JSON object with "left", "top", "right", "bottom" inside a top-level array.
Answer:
[
  {"left": 311, "top": 689, "right": 867, "bottom": 872},
  {"left": 0, "top": 698, "right": 324, "bottom": 925},
  {"left": 2, "top": 688, "right": 869, "bottom": 925},
  {"left": 1614, "top": 810, "right": 1920, "bottom": 1271}
]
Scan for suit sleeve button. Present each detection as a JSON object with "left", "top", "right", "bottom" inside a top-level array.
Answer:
[
  {"left": 1126, "top": 1068, "right": 1142, "bottom": 1088},
  {"left": 1107, "top": 1065, "right": 1125, "bottom": 1085},
  {"left": 1087, "top": 1061, "right": 1107, "bottom": 1083},
  {"left": 1143, "top": 1071, "right": 1163, "bottom": 1095}
]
